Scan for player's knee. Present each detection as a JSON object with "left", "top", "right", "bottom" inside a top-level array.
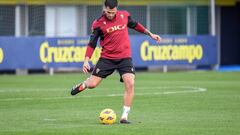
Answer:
[{"left": 125, "top": 80, "right": 134, "bottom": 91}]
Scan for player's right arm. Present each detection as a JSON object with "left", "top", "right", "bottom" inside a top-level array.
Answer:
[{"left": 83, "top": 22, "right": 101, "bottom": 73}]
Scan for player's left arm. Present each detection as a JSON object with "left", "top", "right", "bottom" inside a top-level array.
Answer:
[{"left": 127, "top": 16, "right": 161, "bottom": 43}]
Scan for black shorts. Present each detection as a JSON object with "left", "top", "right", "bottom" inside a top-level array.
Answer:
[{"left": 92, "top": 57, "right": 135, "bottom": 82}]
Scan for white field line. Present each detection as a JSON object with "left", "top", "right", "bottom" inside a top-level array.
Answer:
[
  {"left": 0, "top": 86, "right": 207, "bottom": 102},
  {"left": 0, "top": 86, "right": 203, "bottom": 92},
  {"left": 43, "top": 118, "right": 57, "bottom": 121}
]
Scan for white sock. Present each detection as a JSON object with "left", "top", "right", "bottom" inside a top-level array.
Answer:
[
  {"left": 83, "top": 78, "right": 89, "bottom": 88},
  {"left": 83, "top": 82, "right": 87, "bottom": 88},
  {"left": 121, "top": 106, "right": 130, "bottom": 120}
]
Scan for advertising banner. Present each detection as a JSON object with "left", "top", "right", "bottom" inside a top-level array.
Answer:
[{"left": 0, "top": 35, "right": 217, "bottom": 70}]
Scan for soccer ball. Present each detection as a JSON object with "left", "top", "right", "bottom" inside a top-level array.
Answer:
[{"left": 99, "top": 108, "right": 116, "bottom": 124}]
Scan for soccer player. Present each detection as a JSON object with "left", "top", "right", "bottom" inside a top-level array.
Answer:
[{"left": 71, "top": 0, "right": 161, "bottom": 124}]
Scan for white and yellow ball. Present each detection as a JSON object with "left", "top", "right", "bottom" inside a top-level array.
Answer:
[{"left": 99, "top": 108, "right": 116, "bottom": 124}]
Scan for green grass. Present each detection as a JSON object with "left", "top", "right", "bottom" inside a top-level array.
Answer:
[{"left": 0, "top": 71, "right": 240, "bottom": 135}]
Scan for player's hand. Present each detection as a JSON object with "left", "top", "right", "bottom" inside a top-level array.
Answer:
[
  {"left": 150, "top": 34, "right": 161, "bottom": 43},
  {"left": 82, "top": 61, "right": 90, "bottom": 74}
]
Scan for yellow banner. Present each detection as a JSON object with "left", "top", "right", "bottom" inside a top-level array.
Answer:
[
  {"left": 0, "top": 0, "right": 236, "bottom": 6},
  {"left": 0, "top": 48, "right": 3, "bottom": 63}
]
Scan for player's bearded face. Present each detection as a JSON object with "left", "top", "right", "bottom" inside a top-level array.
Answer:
[{"left": 104, "top": 7, "right": 117, "bottom": 20}]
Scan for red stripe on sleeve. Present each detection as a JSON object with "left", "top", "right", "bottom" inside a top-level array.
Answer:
[
  {"left": 134, "top": 23, "right": 146, "bottom": 33},
  {"left": 85, "top": 45, "right": 95, "bottom": 58}
]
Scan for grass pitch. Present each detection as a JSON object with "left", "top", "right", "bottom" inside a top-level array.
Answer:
[{"left": 0, "top": 71, "right": 240, "bottom": 135}]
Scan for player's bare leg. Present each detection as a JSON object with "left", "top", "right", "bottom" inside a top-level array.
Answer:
[
  {"left": 120, "top": 73, "right": 135, "bottom": 124},
  {"left": 71, "top": 75, "right": 102, "bottom": 95}
]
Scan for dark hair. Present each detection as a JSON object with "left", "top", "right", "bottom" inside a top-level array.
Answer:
[{"left": 104, "top": 0, "right": 118, "bottom": 9}]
